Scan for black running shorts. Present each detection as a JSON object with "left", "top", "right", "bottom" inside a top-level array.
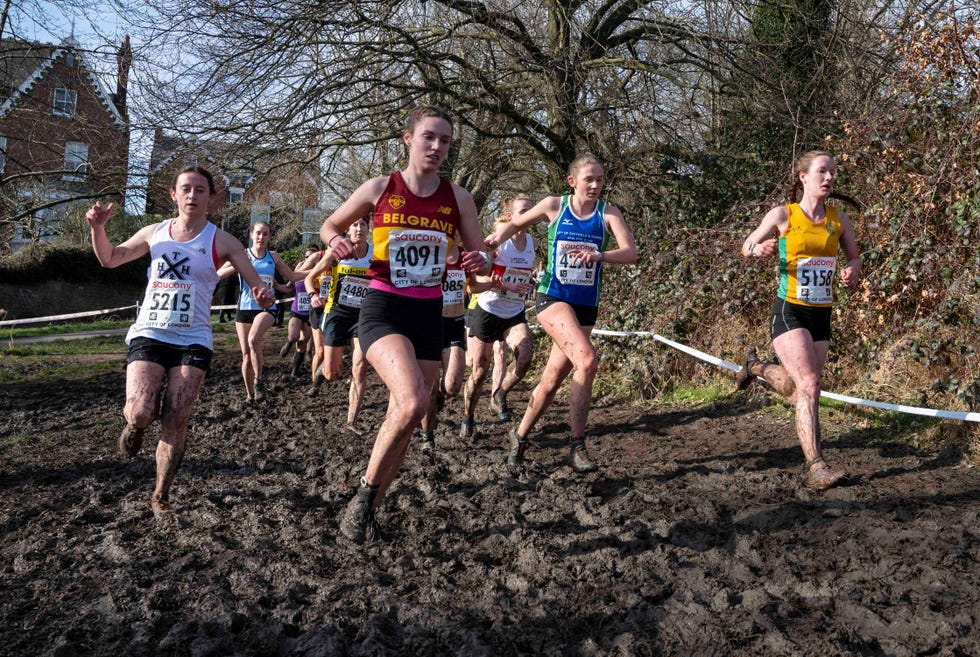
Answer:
[
  {"left": 236, "top": 307, "right": 278, "bottom": 324},
  {"left": 466, "top": 304, "right": 527, "bottom": 344},
  {"left": 126, "top": 336, "right": 213, "bottom": 373},
  {"left": 443, "top": 315, "right": 466, "bottom": 349},
  {"left": 535, "top": 293, "right": 599, "bottom": 327},
  {"left": 309, "top": 306, "right": 325, "bottom": 332},
  {"left": 770, "top": 298, "right": 832, "bottom": 342},
  {"left": 323, "top": 308, "right": 359, "bottom": 347},
  {"left": 357, "top": 288, "right": 443, "bottom": 361}
]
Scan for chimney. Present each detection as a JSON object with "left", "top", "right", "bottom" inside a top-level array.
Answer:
[{"left": 113, "top": 35, "right": 132, "bottom": 117}]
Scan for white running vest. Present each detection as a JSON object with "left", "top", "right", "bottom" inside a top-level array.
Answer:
[
  {"left": 126, "top": 220, "right": 221, "bottom": 349},
  {"left": 477, "top": 233, "right": 535, "bottom": 319}
]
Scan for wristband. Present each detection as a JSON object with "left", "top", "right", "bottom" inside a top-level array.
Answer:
[
  {"left": 599, "top": 251, "right": 605, "bottom": 263},
  {"left": 328, "top": 234, "right": 341, "bottom": 246},
  {"left": 748, "top": 242, "right": 757, "bottom": 254}
]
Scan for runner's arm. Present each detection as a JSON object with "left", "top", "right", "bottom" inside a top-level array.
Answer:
[
  {"left": 599, "top": 206, "right": 637, "bottom": 265},
  {"left": 88, "top": 202, "right": 153, "bottom": 268},
  {"left": 304, "top": 251, "right": 336, "bottom": 308},
  {"left": 215, "top": 231, "right": 275, "bottom": 308},
  {"left": 272, "top": 251, "right": 307, "bottom": 282},
  {"left": 742, "top": 206, "right": 787, "bottom": 258},
  {"left": 486, "top": 196, "right": 558, "bottom": 250},
  {"left": 453, "top": 185, "right": 492, "bottom": 275},
  {"left": 319, "top": 177, "right": 386, "bottom": 260},
  {"left": 838, "top": 209, "right": 861, "bottom": 287}
]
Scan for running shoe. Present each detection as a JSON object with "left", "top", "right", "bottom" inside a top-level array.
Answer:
[
  {"left": 253, "top": 380, "right": 266, "bottom": 402},
  {"left": 506, "top": 428, "right": 526, "bottom": 467},
  {"left": 279, "top": 340, "right": 295, "bottom": 358},
  {"left": 460, "top": 417, "right": 474, "bottom": 439},
  {"left": 804, "top": 458, "right": 845, "bottom": 491},
  {"left": 568, "top": 440, "right": 598, "bottom": 473},
  {"left": 118, "top": 425, "right": 144, "bottom": 459},
  {"left": 345, "top": 423, "right": 365, "bottom": 437},
  {"left": 735, "top": 348, "right": 760, "bottom": 391},
  {"left": 418, "top": 432, "right": 435, "bottom": 452},
  {"left": 490, "top": 388, "right": 511, "bottom": 422},
  {"left": 338, "top": 481, "right": 377, "bottom": 544},
  {"left": 150, "top": 495, "right": 171, "bottom": 515}
]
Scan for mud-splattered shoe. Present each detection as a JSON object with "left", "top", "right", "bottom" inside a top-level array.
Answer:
[
  {"left": 735, "top": 348, "right": 761, "bottom": 391},
  {"left": 804, "top": 458, "right": 845, "bottom": 491},
  {"left": 253, "top": 380, "right": 267, "bottom": 402},
  {"left": 305, "top": 372, "right": 325, "bottom": 398},
  {"left": 279, "top": 340, "right": 295, "bottom": 358},
  {"left": 568, "top": 441, "right": 598, "bottom": 473},
  {"left": 338, "top": 478, "right": 378, "bottom": 544},
  {"left": 506, "top": 428, "right": 526, "bottom": 467},
  {"left": 460, "top": 417, "right": 474, "bottom": 439},
  {"left": 418, "top": 432, "right": 435, "bottom": 452},
  {"left": 344, "top": 423, "right": 366, "bottom": 437},
  {"left": 150, "top": 494, "right": 171, "bottom": 516},
  {"left": 118, "top": 425, "right": 144, "bottom": 459},
  {"left": 290, "top": 350, "right": 305, "bottom": 378},
  {"left": 490, "top": 388, "right": 511, "bottom": 422}
]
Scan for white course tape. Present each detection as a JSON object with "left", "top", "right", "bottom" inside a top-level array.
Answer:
[
  {"left": 0, "top": 304, "right": 137, "bottom": 327},
  {"left": 0, "top": 298, "right": 298, "bottom": 327},
  {"left": 590, "top": 329, "right": 980, "bottom": 423}
]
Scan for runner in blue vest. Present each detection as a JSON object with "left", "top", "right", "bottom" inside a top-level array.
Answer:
[{"left": 486, "top": 153, "right": 637, "bottom": 472}]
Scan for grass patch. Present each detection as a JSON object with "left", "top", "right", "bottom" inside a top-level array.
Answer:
[
  {"left": 0, "top": 336, "right": 126, "bottom": 384},
  {"left": 0, "top": 432, "right": 41, "bottom": 454},
  {"left": 1, "top": 319, "right": 132, "bottom": 339},
  {"left": 663, "top": 381, "right": 727, "bottom": 405}
]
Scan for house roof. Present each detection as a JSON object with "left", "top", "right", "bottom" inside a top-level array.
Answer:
[{"left": 0, "top": 38, "right": 127, "bottom": 130}]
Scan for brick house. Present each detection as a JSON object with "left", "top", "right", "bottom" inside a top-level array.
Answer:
[
  {"left": 145, "top": 131, "right": 322, "bottom": 246},
  {"left": 0, "top": 36, "right": 131, "bottom": 252}
]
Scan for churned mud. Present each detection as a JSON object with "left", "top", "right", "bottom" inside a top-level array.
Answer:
[{"left": 1, "top": 334, "right": 978, "bottom": 656}]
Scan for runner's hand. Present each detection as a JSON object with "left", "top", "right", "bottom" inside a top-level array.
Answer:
[
  {"left": 86, "top": 201, "right": 113, "bottom": 229},
  {"left": 254, "top": 286, "right": 276, "bottom": 308},
  {"left": 750, "top": 238, "right": 777, "bottom": 258},
  {"left": 329, "top": 237, "right": 354, "bottom": 260},
  {"left": 461, "top": 249, "right": 490, "bottom": 274},
  {"left": 566, "top": 248, "right": 599, "bottom": 266},
  {"left": 309, "top": 292, "right": 324, "bottom": 309},
  {"left": 840, "top": 260, "right": 861, "bottom": 287}
]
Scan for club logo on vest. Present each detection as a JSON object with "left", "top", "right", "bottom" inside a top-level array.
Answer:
[{"left": 388, "top": 195, "right": 406, "bottom": 210}]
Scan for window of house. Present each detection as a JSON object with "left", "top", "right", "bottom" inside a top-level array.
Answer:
[
  {"left": 229, "top": 187, "right": 244, "bottom": 204},
  {"left": 64, "top": 52, "right": 75, "bottom": 68},
  {"left": 63, "top": 141, "right": 89, "bottom": 180},
  {"left": 0, "top": 135, "right": 7, "bottom": 175},
  {"left": 53, "top": 87, "right": 77, "bottom": 117}
]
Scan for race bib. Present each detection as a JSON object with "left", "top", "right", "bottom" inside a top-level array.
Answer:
[
  {"left": 498, "top": 266, "right": 533, "bottom": 301},
  {"left": 136, "top": 279, "right": 197, "bottom": 331},
  {"left": 338, "top": 276, "right": 370, "bottom": 308},
  {"left": 442, "top": 269, "right": 467, "bottom": 314},
  {"left": 260, "top": 274, "right": 274, "bottom": 289},
  {"left": 296, "top": 294, "right": 311, "bottom": 312},
  {"left": 555, "top": 240, "right": 598, "bottom": 286},
  {"left": 796, "top": 257, "right": 836, "bottom": 304},
  {"left": 389, "top": 229, "right": 448, "bottom": 288}
]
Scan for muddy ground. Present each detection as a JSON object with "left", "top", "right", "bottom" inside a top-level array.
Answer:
[{"left": 1, "top": 329, "right": 979, "bottom": 657}]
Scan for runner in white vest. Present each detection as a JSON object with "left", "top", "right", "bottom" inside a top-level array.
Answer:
[{"left": 88, "top": 167, "right": 275, "bottom": 515}]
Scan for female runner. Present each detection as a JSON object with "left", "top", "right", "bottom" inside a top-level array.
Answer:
[
  {"left": 319, "top": 106, "right": 489, "bottom": 543},
  {"left": 486, "top": 153, "right": 637, "bottom": 472}
]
